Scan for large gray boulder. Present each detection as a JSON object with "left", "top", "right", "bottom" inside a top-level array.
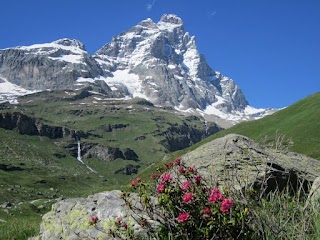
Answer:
[
  {"left": 30, "top": 190, "right": 158, "bottom": 240},
  {"left": 181, "top": 134, "right": 320, "bottom": 192}
]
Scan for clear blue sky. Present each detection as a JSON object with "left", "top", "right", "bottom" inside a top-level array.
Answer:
[{"left": 1, "top": 0, "right": 319, "bottom": 108}]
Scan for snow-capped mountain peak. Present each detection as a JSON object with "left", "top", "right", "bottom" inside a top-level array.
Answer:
[
  {"left": 159, "top": 14, "right": 183, "bottom": 25},
  {"left": 53, "top": 38, "right": 86, "bottom": 50},
  {"left": 0, "top": 14, "right": 276, "bottom": 124}
]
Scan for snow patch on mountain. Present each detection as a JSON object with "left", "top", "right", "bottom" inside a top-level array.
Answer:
[
  {"left": 202, "top": 102, "right": 275, "bottom": 123},
  {"left": 103, "top": 70, "right": 148, "bottom": 99},
  {"left": 15, "top": 39, "right": 85, "bottom": 53},
  {"left": 0, "top": 77, "right": 38, "bottom": 103},
  {"left": 11, "top": 38, "right": 87, "bottom": 64}
]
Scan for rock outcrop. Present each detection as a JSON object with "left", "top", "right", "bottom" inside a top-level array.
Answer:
[
  {"left": 305, "top": 176, "right": 320, "bottom": 209},
  {"left": 30, "top": 190, "right": 157, "bottom": 240},
  {"left": 0, "top": 112, "right": 71, "bottom": 139},
  {"left": 160, "top": 122, "right": 221, "bottom": 151},
  {"left": 68, "top": 142, "right": 140, "bottom": 162},
  {"left": 181, "top": 134, "right": 320, "bottom": 192}
]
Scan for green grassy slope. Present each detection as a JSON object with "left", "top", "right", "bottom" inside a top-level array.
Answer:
[{"left": 190, "top": 92, "right": 320, "bottom": 160}]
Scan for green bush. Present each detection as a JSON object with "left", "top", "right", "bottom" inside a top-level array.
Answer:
[{"left": 112, "top": 158, "right": 256, "bottom": 239}]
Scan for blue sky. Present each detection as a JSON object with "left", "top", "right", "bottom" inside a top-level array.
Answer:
[{"left": 1, "top": 0, "right": 319, "bottom": 108}]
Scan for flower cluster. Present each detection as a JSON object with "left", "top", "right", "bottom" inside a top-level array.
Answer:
[
  {"left": 157, "top": 184, "right": 165, "bottom": 194},
  {"left": 152, "top": 159, "right": 238, "bottom": 229},
  {"left": 182, "top": 192, "right": 194, "bottom": 204},
  {"left": 221, "top": 198, "right": 234, "bottom": 213},
  {"left": 130, "top": 177, "right": 142, "bottom": 188},
  {"left": 208, "top": 188, "right": 224, "bottom": 203},
  {"left": 124, "top": 157, "right": 253, "bottom": 239},
  {"left": 181, "top": 181, "right": 191, "bottom": 191},
  {"left": 160, "top": 173, "right": 172, "bottom": 184},
  {"left": 177, "top": 212, "right": 190, "bottom": 223}
]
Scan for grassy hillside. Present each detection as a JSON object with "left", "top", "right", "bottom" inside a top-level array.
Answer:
[{"left": 184, "top": 92, "right": 320, "bottom": 161}]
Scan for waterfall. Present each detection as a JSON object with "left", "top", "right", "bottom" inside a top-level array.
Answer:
[
  {"left": 75, "top": 139, "right": 97, "bottom": 173},
  {"left": 77, "top": 140, "right": 83, "bottom": 163},
  {"left": 204, "top": 120, "right": 208, "bottom": 135}
]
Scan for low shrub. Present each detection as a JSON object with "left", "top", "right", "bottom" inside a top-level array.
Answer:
[{"left": 113, "top": 158, "right": 256, "bottom": 239}]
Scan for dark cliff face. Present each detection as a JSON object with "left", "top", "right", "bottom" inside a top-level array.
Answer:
[
  {"left": 0, "top": 112, "right": 71, "bottom": 138},
  {"left": 69, "top": 143, "right": 140, "bottom": 162},
  {"left": 160, "top": 122, "right": 221, "bottom": 152}
]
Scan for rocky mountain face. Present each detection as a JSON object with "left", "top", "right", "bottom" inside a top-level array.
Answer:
[
  {"left": 0, "top": 14, "right": 274, "bottom": 124},
  {"left": 0, "top": 39, "right": 103, "bottom": 90},
  {"left": 94, "top": 15, "right": 248, "bottom": 111}
]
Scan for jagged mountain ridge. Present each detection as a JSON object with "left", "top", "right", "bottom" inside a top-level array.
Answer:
[{"left": 0, "top": 14, "right": 274, "bottom": 123}]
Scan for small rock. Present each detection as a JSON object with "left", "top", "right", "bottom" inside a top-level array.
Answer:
[
  {"left": 37, "top": 205, "right": 44, "bottom": 210},
  {"left": 1, "top": 202, "right": 12, "bottom": 208},
  {"left": 305, "top": 176, "right": 320, "bottom": 209}
]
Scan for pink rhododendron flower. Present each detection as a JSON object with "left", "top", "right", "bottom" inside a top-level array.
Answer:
[
  {"left": 90, "top": 216, "right": 98, "bottom": 224},
  {"left": 177, "top": 212, "right": 190, "bottom": 223},
  {"left": 165, "top": 162, "right": 174, "bottom": 168},
  {"left": 160, "top": 173, "right": 172, "bottom": 184},
  {"left": 182, "top": 192, "right": 194, "bottom": 204},
  {"left": 116, "top": 217, "right": 122, "bottom": 224},
  {"left": 157, "top": 184, "right": 165, "bottom": 193},
  {"left": 130, "top": 180, "right": 137, "bottom": 187},
  {"left": 178, "top": 166, "right": 185, "bottom": 174},
  {"left": 203, "top": 207, "right": 211, "bottom": 214},
  {"left": 221, "top": 198, "right": 234, "bottom": 213},
  {"left": 181, "top": 181, "right": 191, "bottom": 191},
  {"left": 130, "top": 178, "right": 141, "bottom": 187},
  {"left": 195, "top": 175, "right": 202, "bottom": 184},
  {"left": 174, "top": 157, "right": 181, "bottom": 165},
  {"left": 188, "top": 165, "right": 195, "bottom": 173},
  {"left": 208, "top": 188, "right": 224, "bottom": 203},
  {"left": 123, "top": 223, "right": 128, "bottom": 229}
]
